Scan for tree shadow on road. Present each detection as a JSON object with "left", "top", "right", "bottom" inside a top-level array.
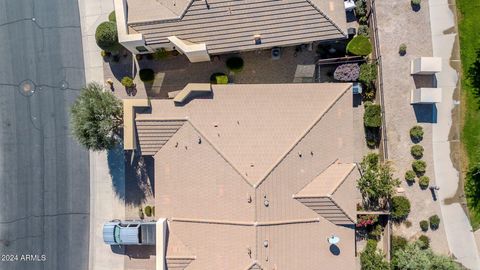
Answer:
[{"left": 108, "top": 143, "right": 154, "bottom": 206}]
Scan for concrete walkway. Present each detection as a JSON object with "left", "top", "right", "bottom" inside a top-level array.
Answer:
[
  {"left": 429, "top": 0, "right": 480, "bottom": 269},
  {"left": 77, "top": 0, "right": 127, "bottom": 269}
]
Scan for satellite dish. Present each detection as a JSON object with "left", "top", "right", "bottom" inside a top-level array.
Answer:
[{"left": 328, "top": 235, "right": 340, "bottom": 245}]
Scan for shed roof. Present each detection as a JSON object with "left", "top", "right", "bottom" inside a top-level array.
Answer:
[{"left": 126, "top": 0, "right": 348, "bottom": 54}]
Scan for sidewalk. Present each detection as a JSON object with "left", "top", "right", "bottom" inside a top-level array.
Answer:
[
  {"left": 76, "top": 0, "right": 127, "bottom": 269},
  {"left": 429, "top": 0, "right": 480, "bottom": 269}
]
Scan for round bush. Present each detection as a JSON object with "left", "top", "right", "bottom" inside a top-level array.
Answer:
[
  {"left": 333, "top": 63, "right": 360, "bottom": 81},
  {"left": 121, "top": 76, "right": 134, "bottom": 88},
  {"left": 144, "top": 205, "right": 152, "bottom": 217},
  {"left": 358, "top": 25, "right": 369, "bottom": 37},
  {"left": 346, "top": 35, "right": 372, "bottom": 56},
  {"left": 226, "top": 57, "right": 244, "bottom": 72},
  {"left": 429, "top": 215, "right": 440, "bottom": 230},
  {"left": 405, "top": 170, "right": 416, "bottom": 182},
  {"left": 95, "top": 21, "right": 119, "bottom": 52},
  {"left": 139, "top": 69, "right": 155, "bottom": 82},
  {"left": 392, "top": 236, "right": 408, "bottom": 252},
  {"left": 210, "top": 73, "right": 228, "bottom": 84},
  {"left": 153, "top": 48, "right": 168, "bottom": 60},
  {"left": 391, "top": 196, "right": 411, "bottom": 220},
  {"left": 411, "top": 0, "right": 421, "bottom": 5},
  {"left": 419, "top": 220, "right": 429, "bottom": 231},
  {"left": 410, "top": 145, "right": 424, "bottom": 159},
  {"left": 399, "top": 43, "right": 407, "bottom": 56},
  {"left": 412, "top": 160, "right": 427, "bottom": 174},
  {"left": 418, "top": 235, "right": 430, "bottom": 249},
  {"left": 419, "top": 176, "right": 430, "bottom": 189},
  {"left": 108, "top": 11, "right": 116, "bottom": 22},
  {"left": 410, "top": 125, "right": 424, "bottom": 142},
  {"left": 364, "top": 103, "right": 382, "bottom": 128}
]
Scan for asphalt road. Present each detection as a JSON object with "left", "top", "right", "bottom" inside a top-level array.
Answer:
[{"left": 0, "top": 0, "right": 89, "bottom": 269}]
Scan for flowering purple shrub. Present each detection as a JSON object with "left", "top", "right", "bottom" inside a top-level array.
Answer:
[{"left": 334, "top": 63, "right": 360, "bottom": 81}]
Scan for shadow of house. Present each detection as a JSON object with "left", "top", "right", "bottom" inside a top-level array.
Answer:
[
  {"left": 108, "top": 53, "right": 136, "bottom": 81},
  {"left": 413, "top": 104, "right": 438, "bottom": 123}
]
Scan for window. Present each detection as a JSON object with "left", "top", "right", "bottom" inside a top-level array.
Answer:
[{"left": 135, "top": 46, "right": 148, "bottom": 53}]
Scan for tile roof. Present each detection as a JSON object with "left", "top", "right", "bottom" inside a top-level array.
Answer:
[
  {"left": 127, "top": 0, "right": 347, "bottom": 54},
  {"left": 138, "top": 83, "right": 356, "bottom": 269}
]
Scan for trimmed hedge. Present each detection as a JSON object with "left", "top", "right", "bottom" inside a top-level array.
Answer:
[
  {"left": 411, "top": 145, "right": 424, "bottom": 159},
  {"left": 391, "top": 196, "right": 411, "bottom": 220},
  {"left": 429, "top": 215, "right": 441, "bottom": 230},
  {"left": 364, "top": 103, "right": 382, "bottom": 128},
  {"left": 226, "top": 57, "right": 244, "bottom": 72},
  {"left": 419, "top": 176, "right": 430, "bottom": 189},
  {"left": 347, "top": 35, "right": 372, "bottom": 56},
  {"left": 420, "top": 220, "right": 429, "bottom": 231},
  {"left": 95, "top": 21, "right": 119, "bottom": 52},
  {"left": 139, "top": 69, "right": 155, "bottom": 82},
  {"left": 359, "top": 63, "right": 377, "bottom": 88}
]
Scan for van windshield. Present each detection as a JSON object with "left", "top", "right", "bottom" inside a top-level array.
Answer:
[{"left": 114, "top": 225, "right": 121, "bottom": 244}]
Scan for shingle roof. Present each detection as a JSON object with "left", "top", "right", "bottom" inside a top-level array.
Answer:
[
  {"left": 139, "top": 83, "right": 357, "bottom": 269},
  {"left": 127, "top": 0, "right": 347, "bottom": 54}
]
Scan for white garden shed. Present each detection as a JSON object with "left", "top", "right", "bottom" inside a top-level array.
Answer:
[
  {"left": 410, "top": 88, "right": 442, "bottom": 104},
  {"left": 410, "top": 57, "right": 442, "bottom": 75}
]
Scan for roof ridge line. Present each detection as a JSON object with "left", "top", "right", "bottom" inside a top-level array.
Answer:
[
  {"left": 254, "top": 84, "right": 353, "bottom": 188},
  {"left": 293, "top": 158, "right": 339, "bottom": 198},
  {"left": 328, "top": 163, "right": 356, "bottom": 195},
  {"left": 170, "top": 217, "right": 320, "bottom": 226},
  {"left": 305, "top": 0, "right": 348, "bottom": 37},
  {"left": 187, "top": 120, "right": 255, "bottom": 188}
]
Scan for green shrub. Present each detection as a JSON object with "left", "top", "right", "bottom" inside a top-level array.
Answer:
[
  {"left": 405, "top": 170, "right": 416, "bottom": 182},
  {"left": 358, "top": 25, "right": 370, "bottom": 37},
  {"left": 139, "top": 69, "right": 155, "bottom": 82},
  {"left": 417, "top": 235, "right": 430, "bottom": 249},
  {"left": 364, "top": 103, "right": 382, "bottom": 128},
  {"left": 121, "top": 76, "right": 134, "bottom": 88},
  {"left": 411, "top": 0, "right": 421, "bottom": 5},
  {"left": 419, "top": 176, "right": 430, "bottom": 189},
  {"left": 391, "top": 196, "right": 411, "bottom": 220},
  {"left": 399, "top": 43, "right": 407, "bottom": 56},
  {"left": 410, "top": 125, "right": 424, "bottom": 142},
  {"left": 404, "top": 220, "right": 412, "bottom": 228},
  {"left": 347, "top": 35, "right": 372, "bottom": 56},
  {"left": 355, "top": 0, "right": 367, "bottom": 17},
  {"left": 95, "top": 21, "right": 119, "bottom": 52},
  {"left": 144, "top": 205, "right": 152, "bottom": 217},
  {"left": 108, "top": 11, "right": 116, "bottom": 22},
  {"left": 210, "top": 73, "right": 228, "bottom": 84},
  {"left": 369, "top": 224, "right": 383, "bottom": 240},
  {"left": 226, "top": 57, "right": 244, "bottom": 72},
  {"left": 138, "top": 208, "right": 144, "bottom": 219},
  {"left": 359, "top": 63, "right": 377, "bottom": 87},
  {"left": 153, "top": 48, "right": 168, "bottom": 60},
  {"left": 412, "top": 160, "right": 427, "bottom": 174},
  {"left": 420, "top": 220, "right": 429, "bottom": 231},
  {"left": 392, "top": 236, "right": 408, "bottom": 252},
  {"left": 410, "top": 145, "right": 424, "bottom": 159},
  {"left": 429, "top": 215, "right": 440, "bottom": 230}
]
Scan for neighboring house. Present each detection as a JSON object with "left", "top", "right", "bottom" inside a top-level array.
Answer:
[
  {"left": 124, "top": 83, "right": 359, "bottom": 270},
  {"left": 113, "top": 0, "right": 348, "bottom": 62}
]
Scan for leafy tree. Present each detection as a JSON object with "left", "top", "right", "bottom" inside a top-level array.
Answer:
[
  {"left": 95, "top": 21, "right": 119, "bottom": 52},
  {"left": 465, "top": 164, "right": 480, "bottom": 213},
  {"left": 70, "top": 82, "right": 123, "bottom": 151},
  {"left": 360, "top": 239, "right": 390, "bottom": 270},
  {"left": 391, "top": 236, "right": 408, "bottom": 253},
  {"left": 392, "top": 243, "right": 461, "bottom": 270},
  {"left": 468, "top": 50, "right": 480, "bottom": 96},
  {"left": 358, "top": 153, "right": 400, "bottom": 209},
  {"left": 359, "top": 63, "right": 378, "bottom": 88}
]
